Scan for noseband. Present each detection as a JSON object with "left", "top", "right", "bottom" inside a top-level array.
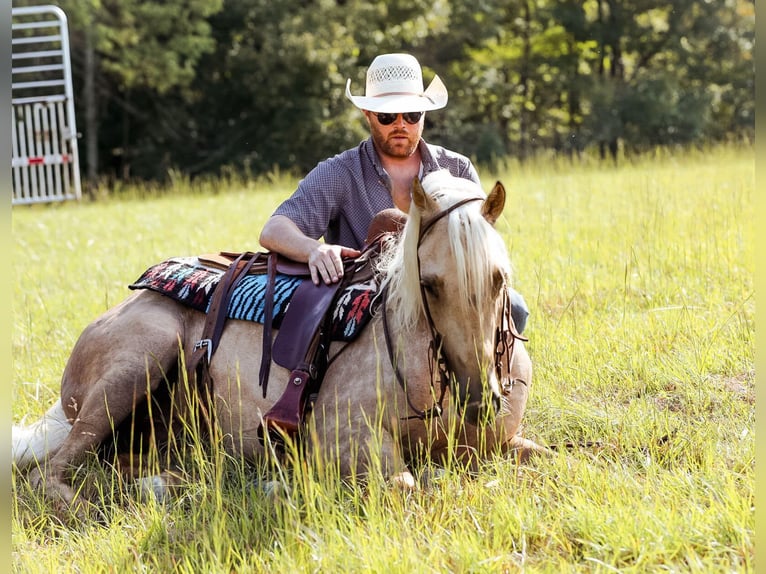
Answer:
[{"left": 381, "top": 196, "right": 522, "bottom": 421}]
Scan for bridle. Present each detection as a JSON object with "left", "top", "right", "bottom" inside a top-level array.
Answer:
[{"left": 380, "top": 196, "right": 526, "bottom": 421}]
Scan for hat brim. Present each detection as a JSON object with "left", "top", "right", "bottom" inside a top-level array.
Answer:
[{"left": 345, "top": 75, "right": 448, "bottom": 113}]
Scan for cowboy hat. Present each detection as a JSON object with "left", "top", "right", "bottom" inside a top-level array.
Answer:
[{"left": 345, "top": 53, "right": 448, "bottom": 113}]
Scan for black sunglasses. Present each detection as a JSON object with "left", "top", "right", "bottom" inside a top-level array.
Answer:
[{"left": 374, "top": 111, "right": 424, "bottom": 125}]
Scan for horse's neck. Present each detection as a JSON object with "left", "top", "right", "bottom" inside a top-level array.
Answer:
[{"left": 379, "top": 302, "right": 429, "bottom": 355}]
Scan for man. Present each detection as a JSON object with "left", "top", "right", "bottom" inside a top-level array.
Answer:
[{"left": 259, "top": 53, "right": 529, "bottom": 332}]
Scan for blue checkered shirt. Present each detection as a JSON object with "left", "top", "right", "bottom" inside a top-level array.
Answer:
[{"left": 272, "top": 137, "right": 480, "bottom": 249}]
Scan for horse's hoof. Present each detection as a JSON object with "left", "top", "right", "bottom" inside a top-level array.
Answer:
[
  {"left": 27, "top": 466, "right": 44, "bottom": 490},
  {"left": 30, "top": 474, "right": 89, "bottom": 522},
  {"left": 389, "top": 471, "right": 417, "bottom": 490},
  {"left": 136, "top": 476, "right": 171, "bottom": 503},
  {"left": 253, "top": 479, "right": 287, "bottom": 500},
  {"left": 509, "top": 436, "right": 552, "bottom": 462},
  {"left": 420, "top": 467, "right": 448, "bottom": 489}
]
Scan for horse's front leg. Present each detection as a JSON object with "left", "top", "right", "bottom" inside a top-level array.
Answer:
[
  {"left": 377, "top": 416, "right": 416, "bottom": 489},
  {"left": 496, "top": 339, "right": 551, "bottom": 460},
  {"left": 309, "top": 398, "right": 414, "bottom": 489}
]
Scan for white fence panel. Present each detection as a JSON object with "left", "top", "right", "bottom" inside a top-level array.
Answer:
[{"left": 12, "top": 5, "right": 81, "bottom": 205}]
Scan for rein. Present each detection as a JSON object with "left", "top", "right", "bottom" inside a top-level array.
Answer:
[{"left": 495, "top": 285, "right": 528, "bottom": 392}]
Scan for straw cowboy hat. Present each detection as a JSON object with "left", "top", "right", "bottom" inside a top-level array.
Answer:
[{"left": 345, "top": 53, "right": 448, "bottom": 113}]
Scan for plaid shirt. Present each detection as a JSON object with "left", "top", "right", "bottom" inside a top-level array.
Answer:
[{"left": 272, "top": 137, "right": 480, "bottom": 249}]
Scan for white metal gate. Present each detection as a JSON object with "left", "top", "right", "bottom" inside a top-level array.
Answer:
[{"left": 12, "top": 5, "right": 82, "bottom": 205}]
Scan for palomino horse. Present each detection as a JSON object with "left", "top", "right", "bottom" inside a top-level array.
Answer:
[{"left": 13, "top": 171, "right": 544, "bottom": 510}]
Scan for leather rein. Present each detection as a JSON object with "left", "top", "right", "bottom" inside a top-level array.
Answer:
[{"left": 380, "top": 196, "right": 523, "bottom": 421}]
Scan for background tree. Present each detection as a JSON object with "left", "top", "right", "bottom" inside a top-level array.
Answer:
[
  {"left": 12, "top": 0, "right": 753, "bottom": 184},
  {"left": 579, "top": 0, "right": 754, "bottom": 158},
  {"left": 41, "top": 0, "right": 223, "bottom": 188}
]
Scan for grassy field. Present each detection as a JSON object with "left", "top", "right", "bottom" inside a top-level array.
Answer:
[{"left": 11, "top": 146, "right": 754, "bottom": 572}]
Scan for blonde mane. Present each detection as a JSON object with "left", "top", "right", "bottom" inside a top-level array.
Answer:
[{"left": 375, "top": 171, "right": 512, "bottom": 332}]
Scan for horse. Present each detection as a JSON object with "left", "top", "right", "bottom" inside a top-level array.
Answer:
[{"left": 12, "top": 170, "right": 545, "bottom": 512}]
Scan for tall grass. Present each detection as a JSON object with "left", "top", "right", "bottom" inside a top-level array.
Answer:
[{"left": 12, "top": 145, "right": 753, "bottom": 572}]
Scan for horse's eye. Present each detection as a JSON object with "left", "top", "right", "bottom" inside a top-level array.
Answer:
[{"left": 420, "top": 279, "right": 437, "bottom": 297}]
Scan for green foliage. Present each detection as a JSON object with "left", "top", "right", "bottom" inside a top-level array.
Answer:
[
  {"left": 12, "top": 146, "right": 754, "bottom": 571},
  {"left": 52, "top": 0, "right": 223, "bottom": 93},
  {"left": 12, "top": 0, "right": 752, "bottom": 182},
  {"left": 97, "top": 0, "right": 222, "bottom": 94}
]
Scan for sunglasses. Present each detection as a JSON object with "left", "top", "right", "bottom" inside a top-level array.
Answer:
[{"left": 374, "top": 111, "right": 424, "bottom": 125}]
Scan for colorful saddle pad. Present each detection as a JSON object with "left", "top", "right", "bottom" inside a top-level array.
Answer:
[{"left": 129, "top": 257, "right": 376, "bottom": 342}]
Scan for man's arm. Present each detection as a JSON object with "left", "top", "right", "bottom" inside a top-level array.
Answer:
[{"left": 259, "top": 215, "right": 360, "bottom": 285}]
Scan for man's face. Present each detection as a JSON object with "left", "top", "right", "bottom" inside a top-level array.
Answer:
[{"left": 365, "top": 111, "right": 424, "bottom": 159}]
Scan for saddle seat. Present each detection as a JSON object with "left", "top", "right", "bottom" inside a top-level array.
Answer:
[{"left": 196, "top": 250, "right": 375, "bottom": 370}]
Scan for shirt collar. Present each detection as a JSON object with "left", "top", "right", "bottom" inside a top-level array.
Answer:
[
  {"left": 417, "top": 139, "right": 441, "bottom": 175},
  {"left": 364, "top": 137, "right": 437, "bottom": 180}
]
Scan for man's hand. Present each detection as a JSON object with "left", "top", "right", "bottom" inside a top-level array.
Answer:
[
  {"left": 308, "top": 244, "right": 361, "bottom": 285},
  {"left": 259, "top": 215, "right": 362, "bottom": 285}
]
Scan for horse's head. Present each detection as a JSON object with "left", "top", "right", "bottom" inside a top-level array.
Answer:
[{"left": 383, "top": 170, "right": 512, "bottom": 425}]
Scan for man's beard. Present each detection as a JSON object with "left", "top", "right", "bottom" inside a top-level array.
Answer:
[{"left": 371, "top": 126, "right": 419, "bottom": 158}]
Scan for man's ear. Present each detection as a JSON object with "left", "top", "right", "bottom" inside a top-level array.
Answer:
[{"left": 482, "top": 181, "right": 506, "bottom": 225}]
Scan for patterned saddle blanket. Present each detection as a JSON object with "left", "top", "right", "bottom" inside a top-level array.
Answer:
[{"left": 129, "top": 257, "right": 377, "bottom": 342}]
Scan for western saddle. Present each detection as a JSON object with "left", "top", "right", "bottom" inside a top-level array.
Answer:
[{"left": 185, "top": 215, "right": 403, "bottom": 446}]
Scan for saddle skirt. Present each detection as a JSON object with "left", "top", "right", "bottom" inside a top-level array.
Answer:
[{"left": 129, "top": 257, "right": 377, "bottom": 342}]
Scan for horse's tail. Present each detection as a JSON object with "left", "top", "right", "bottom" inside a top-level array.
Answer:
[{"left": 12, "top": 401, "right": 72, "bottom": 469}]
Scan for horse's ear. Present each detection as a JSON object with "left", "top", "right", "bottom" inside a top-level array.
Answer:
[
  {"left": 412, "top": 178, "right": 436, "bottom": 213},
  {"left": 482, "top": 181, "right": 506, "bottom": 225}
]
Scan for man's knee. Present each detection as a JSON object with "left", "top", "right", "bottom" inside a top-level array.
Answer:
[{"left": 509, "top": 289, "right": 529, "bottom": 334}]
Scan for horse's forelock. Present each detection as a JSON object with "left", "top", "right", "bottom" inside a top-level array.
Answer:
[
  {"left": 423, "top": 170, "right": 483, "bottom": 202},
  {"left": 376, "top": 202, "right": 424, "bottom": 331},
  {"left": 447, "top": 208, "right": 511, "bottom": 321},
  {"left": 378, "top": 174, "right": 510, "bottom": 332},
  {"left": 427, "top": 178, "right": 510, "bottom": 314}
]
